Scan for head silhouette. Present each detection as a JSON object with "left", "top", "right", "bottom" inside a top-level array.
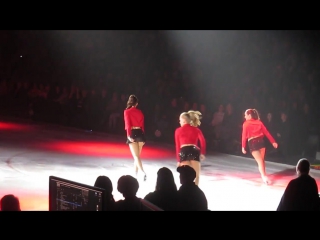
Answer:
[
  {"left": 296, "top": 158, "right": 310, "bottom": 175},
  {"left": 156, "top": 167, "right": 177, "bottom": 192},
  {"left": 177, "top": 165, "right": 196, "bottom": 185},
  {"left": 94, "top": 176, "right": 113, "bottom": 194},
  {"left": 0, "top": 194, "right": 21, "bottom": 211},
  {"left": 117, "top": 175, "right": 139, "bottom": 198},
  {"left": 94, "top": 175, "right": 115, "bottom": 211}
]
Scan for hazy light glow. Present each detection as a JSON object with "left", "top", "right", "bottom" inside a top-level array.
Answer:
[
  {"left": 36, "top": 141, "right": 173, "bottom": 159},
  {"left": 0, "top": 122, "right": 33, "bottom": 131}
]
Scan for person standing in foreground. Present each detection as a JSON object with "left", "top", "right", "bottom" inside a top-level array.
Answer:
[
  {"left": 242, "top": 109, "right": 278, "bottom": 185},
  {"left": 124, "top": 95, "right": 147, "bottom": 181},
  {"left": 277, "top": 158, "right": 320, "bottom": 211},
  {"left": 175, "top": 110, "right": 206, "bottom": 185}
]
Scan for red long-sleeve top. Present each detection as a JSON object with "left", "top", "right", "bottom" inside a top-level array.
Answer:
[
  {"left": 124, "top": 107, "right": 144, "bottom": 137},
  {"left": 242, "top": 119, "right": 276, "bottom": 149},
  {"left": 174, "top": 124, "right": 206, "bottom": 162}
]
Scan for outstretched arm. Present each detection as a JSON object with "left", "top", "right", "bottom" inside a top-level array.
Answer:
[{"left": 261, "top": 122, "right": 276, "bottom": 144}]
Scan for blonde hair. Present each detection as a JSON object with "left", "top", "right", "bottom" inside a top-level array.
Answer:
[{"left": 180, "top": 110, "right": 202, "bottom": 127}]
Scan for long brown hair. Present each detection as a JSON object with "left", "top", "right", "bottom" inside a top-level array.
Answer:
[
  {"left": 126, "top": 95, "right": 138, "bottom": 109},
  {"left": 245, "top": 109, "right": 260, "bottom": 120}
]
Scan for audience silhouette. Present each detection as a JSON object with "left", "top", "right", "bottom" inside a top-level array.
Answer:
[
  {"left": 176, "top": 165, "right": 208, "bottom": 211},
  {"left": 277, "top": 158, "right": 320, "bottom": 211},
  {"left": 0, "top": 194, "right": 21, "bottom": 211},
  {"left": 144, "top": 167, "right": 179, "bottom": 211},
  {"left": 114, "top": 175, "right": 141, "bottom": 211},
  {"left": 94, "top": 175, "right": 115, "bottom": 211}
]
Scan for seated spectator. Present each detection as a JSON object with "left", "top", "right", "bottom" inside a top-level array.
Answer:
[
  {"left": 114, "top": 175, "right": 141, "bottom": 211},
  {"left": 176, "top": 165, "right": 208, "bottom": 211},
  {"left": 94, "top": 175, "right": 115, "bottom": 211},
  {"left": 0, "top": 194, "right": 21, "bottom": 211},
  {"left": 277, "top": 158, "right": 320, "bottom": 211},
  {"left": 144, "top": 167, "right": 179, "bottom": 211}
]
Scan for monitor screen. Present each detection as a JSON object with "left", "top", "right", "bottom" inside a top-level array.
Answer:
[{"left": 49, "top": 176, "right": 105, "bottom": 211}]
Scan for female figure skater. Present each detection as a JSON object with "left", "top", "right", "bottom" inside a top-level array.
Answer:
[
  {"left": 175, "top": 110, "right": 206, "bottom": 185},
  {"left": 124, "top": 95, "right": 147, "bottom": 181},
  {"left": 242, "top": 109, "right": 278, "bottom": 184}
]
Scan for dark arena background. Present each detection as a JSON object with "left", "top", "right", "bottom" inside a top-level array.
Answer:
[{"left": 1, "top": 30, "right": 320, "bottom": 211}]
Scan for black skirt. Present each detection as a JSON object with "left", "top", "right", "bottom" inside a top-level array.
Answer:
[
  {"left": 179, "top": 145, "right": 200, "bottom": 162},
  {"left": 126, "top": 129, "right": 146, "bottom": 144},
  {"left": 248, "top": 136, "right": 265, "bottom": 152}
]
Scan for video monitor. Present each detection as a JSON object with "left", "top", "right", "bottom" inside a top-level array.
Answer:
[{"left": 49, "top": 176, "right": 105, "bottom": 211}]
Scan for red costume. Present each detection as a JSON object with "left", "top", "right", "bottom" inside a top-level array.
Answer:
[
  {"left": 174, "top": 124, "right": 206, "bottom": 162},
  {"left": 242, "top": 119, "right": 276, "bottom": 149},
  {"left": 124, "top": 107, "right": 144, "bottom": 137}
]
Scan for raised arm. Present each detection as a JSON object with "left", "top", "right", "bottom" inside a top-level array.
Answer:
[{"left": 261, "top": 122, "right": 276, "bottom": 144}]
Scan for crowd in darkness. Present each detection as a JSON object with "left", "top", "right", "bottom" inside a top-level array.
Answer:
[{"left": 0, "top": 30, "right": 320, "bottom": 163}]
